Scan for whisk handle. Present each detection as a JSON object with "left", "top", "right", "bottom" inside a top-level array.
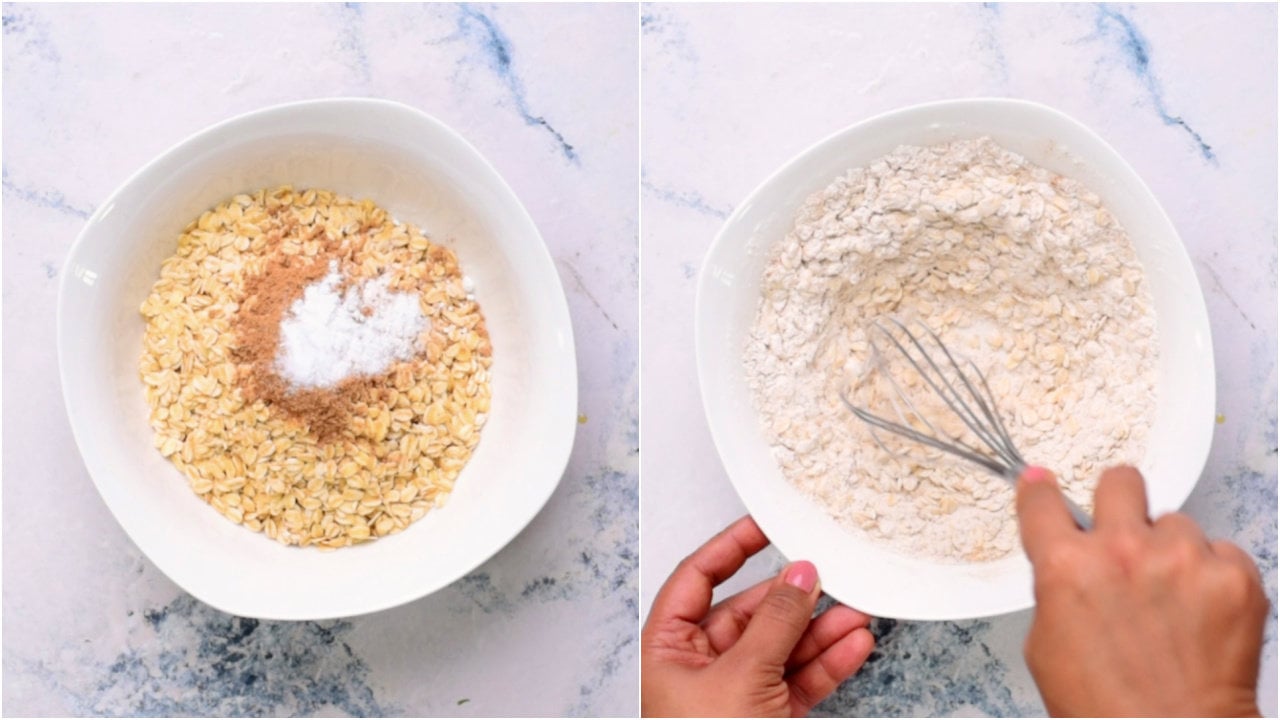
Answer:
[{"left": 1064, "top": 497, "right": 1094, "bottom": 531}]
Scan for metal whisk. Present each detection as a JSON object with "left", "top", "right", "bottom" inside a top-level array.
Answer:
[{"left": 839, "top": 318, "right": 1093, "bottom": 530}]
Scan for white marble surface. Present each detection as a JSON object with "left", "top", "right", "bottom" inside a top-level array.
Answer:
[
  {"left": 3, "top": 3, "right": 636, "bottom": 716},
  {"left": 641, "top": 3, "right": 1277, "bottom": 717}
]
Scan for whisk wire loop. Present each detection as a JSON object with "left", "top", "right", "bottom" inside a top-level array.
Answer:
[
  {"left": 899, "top": 320, "right": 1022, "bottom": 470},
  {"left": 873, "top": 319, "right": 1018, "bottom": 474},
  {"left": 859, "top": 332, "right": 1002, "bottom": 473},
  {"left": 839, "top": 393, "right": 1009, "bottom": 476},
  {"left": 842, "top": 317, "right": 1093, "bottom": 530},
  {"left": 966, "top": 357, "right": 1027, "bottom": 470}
]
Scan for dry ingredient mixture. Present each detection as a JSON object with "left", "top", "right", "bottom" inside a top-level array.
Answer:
[
  {"left": 276, "top": 260, "right": 430, "bottom": 389},
  {"left": 743, "top": 137, "right": 1158, "bottom": 562},
  {"left": 140, "top": 186, "right": 492, "bottom": 549}
]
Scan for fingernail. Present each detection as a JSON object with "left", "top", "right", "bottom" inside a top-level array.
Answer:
[
  {"left": 784, "top": 561, "right": 818, "bottom": 592},
  {"left": 1020, "top": 466, "right": 1054, "bottom": 484}
]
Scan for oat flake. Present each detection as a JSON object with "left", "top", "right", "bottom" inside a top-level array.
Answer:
[{"left": 743, "top": 137, "right": 1158, "bottom": 562}]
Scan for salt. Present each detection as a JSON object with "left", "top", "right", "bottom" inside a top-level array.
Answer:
[{"left": 276, "top": 261, "right": 429, "bottom": 388}]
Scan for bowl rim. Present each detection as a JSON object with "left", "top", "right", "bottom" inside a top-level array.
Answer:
[
  {"left": 56, "top": 97, "right": 578, "bottom": 619},
  {"left": 694, "top": 96, "right": 1215, "bottom": 620}
]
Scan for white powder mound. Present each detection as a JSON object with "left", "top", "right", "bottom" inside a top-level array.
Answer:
[
  {"left": 743, "top": 137, "right": 1158, "bottom": 563},
  {"left": 277, "top": 261, "right": 429, "bottom": 388}
]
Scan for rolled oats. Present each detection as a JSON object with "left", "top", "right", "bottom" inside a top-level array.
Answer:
[{"left": 139, "top": 186, "right": 493, "bottom": 549}]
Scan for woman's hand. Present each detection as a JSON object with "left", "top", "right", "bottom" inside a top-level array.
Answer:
[
  {"left": 641, "top": 516, "right": 875, "bottom": 717},
  {"left": 1017, "top": 465, "right": 1269, "bottom": 717}
]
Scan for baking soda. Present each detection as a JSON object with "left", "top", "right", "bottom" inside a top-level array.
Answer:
[{"left": 276, "top": 261, "right": 429, "bottom": 388}]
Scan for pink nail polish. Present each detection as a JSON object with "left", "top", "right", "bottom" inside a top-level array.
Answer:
[
  {"left": 784, "top": 561, "right": 818, "bottom": 592},
  {"left": 1021, "top": 466, "right": 1052, "bottom": 483}
]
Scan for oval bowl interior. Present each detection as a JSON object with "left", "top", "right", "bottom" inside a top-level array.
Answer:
[
  {"left": 58, "top": 98, "right": 577, "bottom": 620},
  {"left": 696, "top": 97, "right": 1214, "bottom": 620}
]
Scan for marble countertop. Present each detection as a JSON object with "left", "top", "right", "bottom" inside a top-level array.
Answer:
[
  {"left": 3, "top": 3, "right": 636, "bottom": 716},
  {"left": 640, "top": 3, "right": 1277, "bottom": 717}
]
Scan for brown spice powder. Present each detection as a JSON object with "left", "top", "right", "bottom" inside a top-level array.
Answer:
[{"left": 230, "top": 219, "right": 404, "bottom": 443}]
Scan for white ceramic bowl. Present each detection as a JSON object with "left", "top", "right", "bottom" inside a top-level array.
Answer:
[
  {"left": 58, "top": 98, "right": 577, "bottom": 620},
  {"left": 696, "top": 98, "right": 1214, "bottom": 620}
]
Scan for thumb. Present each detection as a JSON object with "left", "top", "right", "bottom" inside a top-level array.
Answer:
[{"left": 727, "top": 561, "right": 821, "bottom": 671}]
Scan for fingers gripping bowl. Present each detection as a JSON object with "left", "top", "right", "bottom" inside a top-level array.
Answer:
[
  {"left": 695, "top": 98, "right": 1214, "bottom": 620},
  {"left": 58, "top": 99, "right": 577, "bottom": 620}
]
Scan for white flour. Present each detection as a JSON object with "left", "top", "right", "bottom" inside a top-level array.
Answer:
[
  {"left": 277, "top": 261, "right": 429, "bottom": 388},
  {"left": 743, "top": 137, "right": 1158, "bottom": 562}
]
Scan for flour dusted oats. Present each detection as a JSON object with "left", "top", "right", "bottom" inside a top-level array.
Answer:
[{"left": 743, "top": 138, "right": 1158, "bottom": 562}]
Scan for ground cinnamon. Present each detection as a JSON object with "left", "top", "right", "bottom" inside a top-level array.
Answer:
[{"left": 230, "top": 218, "right": 397, "bottom": 443}]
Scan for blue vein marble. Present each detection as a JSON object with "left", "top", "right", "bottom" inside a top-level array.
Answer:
[
  {"left": 419, "top": 408, "right": 636, "bottom": 711},
  {"left": 452, "top": 571, "right": 515, "bottom": 614},
  {"left": 13, "top": 594, "right": 394, "bottom": 717},
  {"left": 1223, "top": 379, "right": 1280, "bottom": 657},
  {"left": 1235, "top": 353, "right": 1279, "bottom": 565},
  {"left": 449, "top": 478, "right": 636, "bottom": 713},
  {"left": 640, "top": 5, "right": 698, "bottom": 65},
  {"left": 569, "top": 397, "right": 639, "bottom": 712},
  {"left": 1, "top": 167, "right": 92, "bottom": 219},
  {"left": 977, "top": 3, "right": 1011, "bottom": 87},
  {"left": 1092, "top": 4, "right": 1217, "bottom": 163},
  {"left": 572, "top": 462, "right": 639, "bottom": 713},
  {"left": 571, "top": 633, "right": 636, "bottom": 716},
  {"left": 2, "top": 4, "right": 61, "bottom": 64},
  {"left": 641, "top": 176, "right": 731, "bottom": 220},
  {"left": 582, "top": 468, "right": 639, "bottom": 603},
  {"left": 440, "top": 466, "right": 636, "bottom": 713},
  {"left": 336, "top": 2, "right": 372, "bottom": 85},
  {"left": 814, "top": 617, "right": 1030, "bottom": 717},
  {"left": 454, "top": 5, "right": 579, "bottom": 163},
  {"left": 1226, "top": 469, "right": 1279, "bottom": 580}
]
